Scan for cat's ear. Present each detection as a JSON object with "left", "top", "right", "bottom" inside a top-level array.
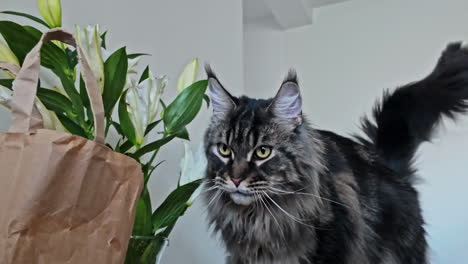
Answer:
[
  {"left": 206, "top": 65, "right": 236, "bottom": 119},
  {"left": 268, "top": 70, "right": 303, "bottom": 125}
]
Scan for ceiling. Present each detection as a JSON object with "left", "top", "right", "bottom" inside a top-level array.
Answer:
[{"left": 243, "top": 0, "right": 351, "bottom": 29}]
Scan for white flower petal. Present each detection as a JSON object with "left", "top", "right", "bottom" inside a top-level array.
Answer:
[
  {"left": 124, "top": 70, "right": 167, "bottom": 145},
  {"left": 128, "top": 56, "right": 142, "bottom": 75},
  {"left": 126, "top": 81, "right": 148, "bottom": 145},
  {"left": 179, "top": 143, "right": 207, "bottom": 186},
  {"left": 75, "top": 25, "right": 105, "bottom": 91},
  {"left": 179, "top": 143, "right": 207, "bottom": 205}
]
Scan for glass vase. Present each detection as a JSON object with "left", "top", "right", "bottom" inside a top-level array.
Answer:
[{"left": 125, "top": 235, "right": 169, "bottom": 264}]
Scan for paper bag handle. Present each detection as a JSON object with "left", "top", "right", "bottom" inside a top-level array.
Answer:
[
  {"left": 0, "top": 61, "right": 44, "bottom": 130},
  {"left": 0, "top": 61, "right": 20, "bottom": 75},
  {"left": 9, "top": 28, "right": 105, "bottom": 144}
]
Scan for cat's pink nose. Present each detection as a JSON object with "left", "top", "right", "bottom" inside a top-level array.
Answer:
[{"left": 230, "top": 177, "right": 243, "bottom": 187}]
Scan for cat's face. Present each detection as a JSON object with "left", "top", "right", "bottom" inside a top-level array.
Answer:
[{"left": 204, "top": 68, "right": 308, "bottom": 206}]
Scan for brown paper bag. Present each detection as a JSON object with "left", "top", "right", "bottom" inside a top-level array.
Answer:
[{"left": 0, "top": 29, "right": 143, "bottom": 264}]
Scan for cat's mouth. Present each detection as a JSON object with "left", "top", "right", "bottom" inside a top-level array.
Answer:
[{"left": 229, "top": 191, "right": 255, "bottom": 206}]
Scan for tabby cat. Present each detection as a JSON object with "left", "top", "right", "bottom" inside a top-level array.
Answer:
[{"left": 203, "top": 43, "right": 468, "bottom": 264}]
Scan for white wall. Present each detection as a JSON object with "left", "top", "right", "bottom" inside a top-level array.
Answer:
[
  {"left": 244, "top": 0, "right": 468, "bottom": 263},
  {"left": 1, "top": 0, "right": 242, "bottom": 263}
]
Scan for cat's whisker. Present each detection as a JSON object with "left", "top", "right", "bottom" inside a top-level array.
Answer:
[
  {"left": 271, "top": 182, "right": 317, "bottom": 194},
  {"left": 202, "top": 189, "right": 223, "bottom": 214},
  {"left": 256, "top": 192, "right": 287, "bottom": 242},
  {"left": 262, "top": 191, "right": 329, "bottom": 231},
  {"left": 198, "top": 185, "right": 221, "bottom": 196},
  {"left": 267, "top": 186, "right": 352, "bottom": 210}
]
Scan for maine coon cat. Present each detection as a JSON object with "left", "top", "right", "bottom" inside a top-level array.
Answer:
[{"left": 203, "top": 43, "right": 468, "bottom": 264}]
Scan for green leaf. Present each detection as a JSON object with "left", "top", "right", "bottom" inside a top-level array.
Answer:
[
  {"left": 56, "top": 114, "right": 88, "bottom": 138},
  {"left": 139, "top": 65, "right": 150, "bottom": 83},
  {"left": 79, "top": 76, "right": 94, "bottom": 124},
  {"left": 37, "top": 88, "right": 74, "bottom": 115},
  {"left": 0, "top": 79, "right": 13, "bottom": 89},
  {"left": 159, "top": 99, "right": 167, "bottom": 119},
  {"left": 100, "top": 31, "right": 107, "bottom": 49},
  {"left": 111, "top": 121, "right": 123, "bottom": 135},
  {"left": 55, "top": 70, "right": 85, "bottom": 124},
  {"left": 133, "top": 134, "right": 176, "bottom": 159},
  {"left": 151, "top": 181, "right": 201, "bottom": 233},
  {"left": 144, "top": 119, "right": 162, "bottom": 136},
  {"left": 1, "top": 11, "right": 51, "bottom": 29},
  {"left": 118, "top": 89, "right": 137, "bottom": 146},
  {"left": 139, "top": 240, "right": 158, "bottom": 263},
  {"left": 114, "top": 139, "right": 121, "bottom": 153},
  {"left": 163, "top": 80, "right": 208, "bottom": 134},
  {"left": 0, "top": 21, "right": 38, "bottom": 64},
  {"left": 103, "top": 47, "right": 128, "bottom": 117},
  {"left": 119, "top": 140, "right": 134, "bottom": 153},
  {"left": 22, "top": 25, "right": 71, "bottom": 78},
  {"left": 0, "top": 22, "right": 68, "bottom": 70},
  {"left": 64, "top": 48, "right": 78, "bottom": 69},
  {"left": 22, "top": 25, "right": 42, "bottom": 38},
  {"left": 128, "top": 53, "right": 150, "bottom": 59},
  {"left": 132, "top": 188, "right": 153, "bottom": 235},
  {"left": 175, "top": 127, "right": 190, "bottom": 140}
]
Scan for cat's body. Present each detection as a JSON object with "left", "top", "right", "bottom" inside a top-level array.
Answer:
[{"left": 203, "top": 43, "right": 468, "bottom": 264}]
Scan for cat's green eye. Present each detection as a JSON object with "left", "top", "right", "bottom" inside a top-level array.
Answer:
[
  {"left": 255, "top": 146, "right": 272, "bottom": 160},
  {"left": 218, "top": 143, "right": 232, "bottom": 158}
]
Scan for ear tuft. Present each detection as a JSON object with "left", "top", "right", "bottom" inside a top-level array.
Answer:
[
  {"left": 282, "top": 69, "right": 298, "bottom": 86},
  {"left": 206, "top": 65, "right": 236, "bottom": 119},
  {"left": 205, "top": 64, "right": 218, "bottom": 80},
  {"left": 269, "top": 70, "right": 303, "bottom": 125}
]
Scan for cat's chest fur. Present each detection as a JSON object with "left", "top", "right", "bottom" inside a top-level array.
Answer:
[{"left": 207, "top": 194, "right": 318, "bottom": 264}]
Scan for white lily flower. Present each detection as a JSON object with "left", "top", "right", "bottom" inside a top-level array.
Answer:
[
  {"left": 127, "top": 56, "right": 142, "bottom": 75},
  {"left": 179, "top": 143, "right": 207, "bottom": 205},
  {"left": 75, "top": 25, "right": 105, "bottom": 91},
  {"left": 39, "top": 67, "right": 67, "bottom": 96},
  {"left": 177, "top": 59, "right": 199, "bottom": 93},
  {"left": 126, "top": 71, "right": 167, "bottom": 146},
  {"left": 38, "top": 0, "right": 62, "bottom": 28}
]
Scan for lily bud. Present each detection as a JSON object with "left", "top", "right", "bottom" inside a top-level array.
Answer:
[
  {"left": 177, "top": 59, "right": 199, "bottom": 93},
  {"left": 38, "top": 0, "right": 62, "bottom": 28}
]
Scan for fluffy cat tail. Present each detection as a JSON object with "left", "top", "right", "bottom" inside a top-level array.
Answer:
[{"left": 357, "top": 42, "right": 468, "bottom": 180}]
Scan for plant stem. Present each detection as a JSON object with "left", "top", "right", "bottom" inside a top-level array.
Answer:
[
  {"left": 144, "top": 131, "right": 169, "bottom": 184},
  {"left": 105, "top": 118, "right": 112, "bottom": 138}
]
